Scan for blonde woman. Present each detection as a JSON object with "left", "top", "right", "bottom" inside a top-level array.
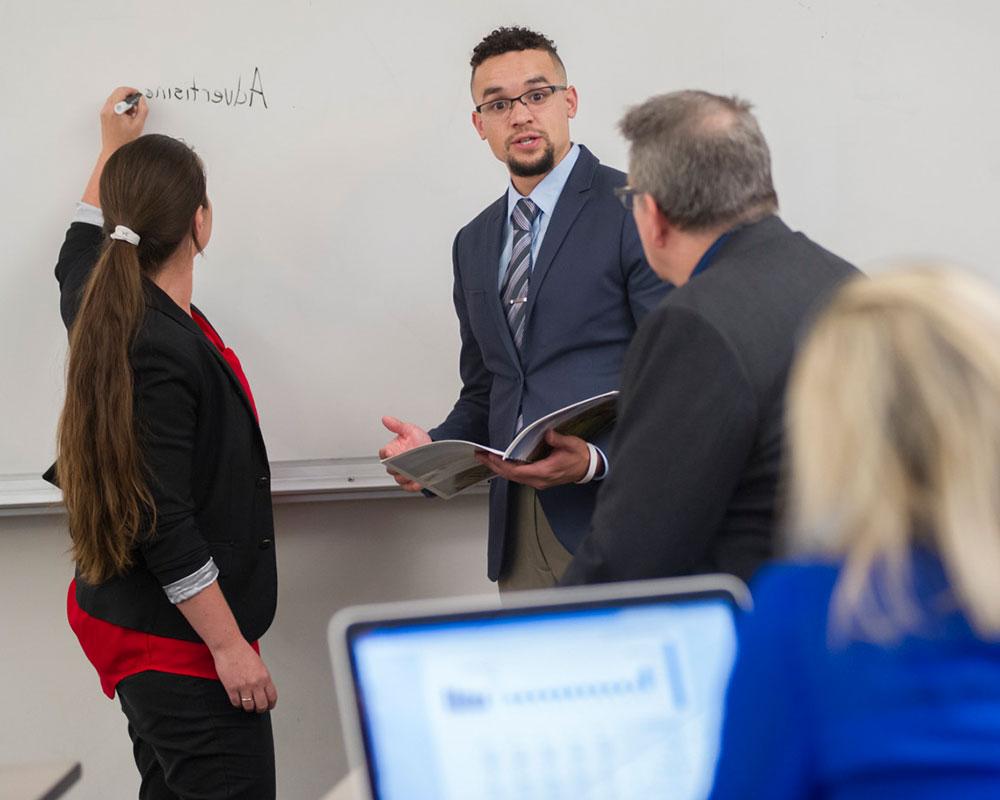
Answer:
[{"left": 709, "top": 268, "right": 1000, "bottom": 798}]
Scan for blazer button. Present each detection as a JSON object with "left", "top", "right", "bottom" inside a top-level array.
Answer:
[
  {"left": 257, "top": 475, "right": 270, "bottom": 488},
  {"left": 258, "top": 538, "right": 273, "bottom": 550}
]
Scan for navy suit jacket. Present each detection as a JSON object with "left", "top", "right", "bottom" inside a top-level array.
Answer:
[{"left": 429, "top": 145, "right": 669, "bottom": 580}]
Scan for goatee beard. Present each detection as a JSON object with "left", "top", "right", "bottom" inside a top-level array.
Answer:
[{"left": 508, "top": 142, "right": 555, "bottom": 178}]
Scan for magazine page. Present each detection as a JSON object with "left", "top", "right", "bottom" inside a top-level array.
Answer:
[
  {"left": 381, "top": 440, "right": 504, "bottom": 499},
  {"left": 505, "top": 391, "right": 619, "bottom": 463}
]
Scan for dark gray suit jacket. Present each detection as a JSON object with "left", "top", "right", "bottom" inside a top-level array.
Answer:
[
  {"left": 430, "top": 146, "right": 670, "bottom": 580},
  {"left": 562, "top": 216, "right": 860, "bottom": 585}
]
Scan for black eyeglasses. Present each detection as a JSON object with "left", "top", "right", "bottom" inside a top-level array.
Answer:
[
  {"left": 474, "top": 85, "right": 567, "bottom": 117},
  {"left": 614, "top": 185, "right": 642, "bottom": 211}
]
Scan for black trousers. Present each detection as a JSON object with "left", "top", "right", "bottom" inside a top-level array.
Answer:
[{"left": 117, "top": 671, "right": 275, "bottom": 800}]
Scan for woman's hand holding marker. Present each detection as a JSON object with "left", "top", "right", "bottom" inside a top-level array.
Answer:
[
  {"left": 83, "top": 87, "right": 149, "bottom": 206},
  {"left": 100, "top": 87, "right": 148, "bottom": 154},
  {"left": 113, "top": 91, "right": 143, "bottom": 115}
]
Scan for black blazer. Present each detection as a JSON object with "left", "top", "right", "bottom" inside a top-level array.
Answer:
[
  {"left": 429, "top": 146, "right": 670, "bottom": 579},
  {"left": 47, "top": 222, "right": 276, "bottom": 643},
  {"left": 562, "top": 216, "right": 860, "bottom": 586}
]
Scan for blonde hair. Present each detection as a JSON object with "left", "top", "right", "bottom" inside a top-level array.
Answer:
[{"left": 786, "top": 267, "right": 1000, "bottom": 640}]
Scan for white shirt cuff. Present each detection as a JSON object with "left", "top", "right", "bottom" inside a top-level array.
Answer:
[
  {"left": 73, "top": 201, "right": 104, "bottom": 228},
  {"left": 592, "top": 445, "right": 609, "bottom": 481},
  {"left": 163, "top": 558, "right": 219, "bottom": 604}
]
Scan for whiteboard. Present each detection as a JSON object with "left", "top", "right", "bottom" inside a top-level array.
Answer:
[{"left": 2, "top": 0, "right": 998, "bottom": 477}]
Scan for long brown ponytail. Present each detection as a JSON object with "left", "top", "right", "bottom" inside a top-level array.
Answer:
[{"left": 58, "top": 134, "right": 207, "bottom": 585}]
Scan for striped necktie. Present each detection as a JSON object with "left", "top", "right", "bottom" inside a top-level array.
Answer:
[{"left": 501, "top": 197, "right": 540, "bottom": 353}]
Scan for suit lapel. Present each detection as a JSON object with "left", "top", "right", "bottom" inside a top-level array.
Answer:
[
  {"left": 143, "top": 281, "right": 261, "bottom": 434},
  {"left": 189, "top": 303, "right": 262, "bottom": 432},
  {"left": 523, "top": 147, "right": 596, "bottom": 327}
]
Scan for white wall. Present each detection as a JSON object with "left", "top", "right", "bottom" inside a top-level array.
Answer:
[
  {"left": 4, "top": 0, "right": 1000, "bottom": 477},
  {"left": 0, "top": 495, "right": 492, "bottom": 799}
]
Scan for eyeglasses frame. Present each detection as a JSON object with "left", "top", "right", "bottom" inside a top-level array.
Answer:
[
  {"left": 474, "top": 85, "right": 569, "bottom": 117},
  {"left": 614, "top": 184, "right": 645, "bottom": 212}
]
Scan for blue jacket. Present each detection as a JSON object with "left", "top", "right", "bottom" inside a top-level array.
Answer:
[
  {"left": 429, "top": 145, "right": 669, "bottom": 579},
  {"left": 710, "top": 555, "right": 1000, "bottom": 799}
]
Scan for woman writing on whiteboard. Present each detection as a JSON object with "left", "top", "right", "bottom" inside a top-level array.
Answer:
[
  {"left": 49, "top": 87, "right": 278, "bottom": 798},
  {"left": 709, "top": 268, "right": 1000, "bottom": 798}
]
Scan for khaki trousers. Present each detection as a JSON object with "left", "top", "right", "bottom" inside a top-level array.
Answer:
[{"left": 498, "top": 485, "right": 573, "bottom": 594}]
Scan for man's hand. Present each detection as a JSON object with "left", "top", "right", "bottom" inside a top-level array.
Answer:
[
  {"left": 477, "top": 430, "right": 593, "bottom": 490},
  {"left": 379, "top": 416, "right": 432, "bottom": 492}
]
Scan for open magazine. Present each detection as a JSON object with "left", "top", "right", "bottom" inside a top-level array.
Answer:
[{"left": 381, "top": 390, "right": 619, "bottom": 499}]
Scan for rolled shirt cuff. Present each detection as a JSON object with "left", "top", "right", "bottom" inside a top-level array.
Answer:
[
  {"left": 73, "top": 201, "right": 104, "bottom": 227},
  {"left": 592, "top": 445, "right": 608, "bottom": 481},
  {"left": 163, "top": 558, "right": 219, "bottom": 604}
]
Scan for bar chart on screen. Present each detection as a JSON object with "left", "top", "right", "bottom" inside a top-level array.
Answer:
[
  {"left": 423, "top": 639, "right": 709, "bottom": 800},
  {"left": 349, "top": 598, "right": 738, "bottom": 800}
]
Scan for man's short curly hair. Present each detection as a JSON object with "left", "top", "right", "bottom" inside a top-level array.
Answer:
[{"left": 470, "top": 26, "right": 565, "bottom": 77}]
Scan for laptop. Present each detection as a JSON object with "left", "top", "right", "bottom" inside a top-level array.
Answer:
[{"left": 329, "top": 575, "right": 750, "bottom": 800}]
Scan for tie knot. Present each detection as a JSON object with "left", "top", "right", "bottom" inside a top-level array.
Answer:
[{"left": 512, "top": 198, "right": 540, "bottom": 232}]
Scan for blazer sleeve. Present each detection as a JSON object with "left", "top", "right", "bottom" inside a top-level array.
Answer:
[
  {"left": 707, "top": 566, "right": 815, "bottom": 799},
  {"left": 561, "top": 306, "right": 758, "bottom": 584},
  {"left": 428, "top": 230, "right": 492, "bottom": 444},
  {"left": 132, "top": 334, "right": 213, "bottom": 586},
  {"left": 55, "top": 222, "right": 105, "bottom": 330},
  {"left": 44, "top": 223, "right": 106, "bottom": 487}
]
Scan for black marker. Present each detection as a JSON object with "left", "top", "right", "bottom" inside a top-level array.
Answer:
[{"left": 114, "top": 92, "right": 143, "bottom": 115}]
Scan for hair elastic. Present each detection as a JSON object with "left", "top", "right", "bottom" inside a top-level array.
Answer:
[{"left": 109, "top": 225, "right": 141, "bottom": 246}]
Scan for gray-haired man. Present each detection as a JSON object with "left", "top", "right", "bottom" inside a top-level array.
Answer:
[{"left": 562, "top": 91, "right": 860, "bottom": 586}]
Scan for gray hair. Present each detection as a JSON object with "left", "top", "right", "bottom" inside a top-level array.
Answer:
[{"left": 620, "top": 90, "right": 778, "bottom": 231}]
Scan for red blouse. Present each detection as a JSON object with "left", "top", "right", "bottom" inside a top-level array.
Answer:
[{"left": 68, "top": 309, "right": 260, "bottom": 699}]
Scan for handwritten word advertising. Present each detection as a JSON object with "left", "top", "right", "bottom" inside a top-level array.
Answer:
[{"left": 145, "top": 67, "right": 268, "bottom": 110}]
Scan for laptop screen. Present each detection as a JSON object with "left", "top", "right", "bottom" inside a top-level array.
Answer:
[{"left": 345, "top": 591, "right": 739, "bottom": 800}]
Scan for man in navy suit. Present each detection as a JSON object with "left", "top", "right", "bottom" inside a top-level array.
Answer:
[{"left": 380, "top": 27, "right": 668, "bottom": 591}]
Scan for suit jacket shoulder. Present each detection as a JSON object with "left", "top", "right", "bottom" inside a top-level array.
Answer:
[
  {"left": 134, "top": 285, "right": 209, "bottom": 372},
  {"left": 455, "top": 145, "right": 627, "bottom": 240},
  {"left": 663, "top": 216, "right": 859, "bottom": 400},
  {"left": 589, "top": 157, "right": 628, "bottom": 191}
]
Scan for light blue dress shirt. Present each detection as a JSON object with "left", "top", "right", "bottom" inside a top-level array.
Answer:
[{"left": 497, "top": 143, "right": 581, "bottom": 287}]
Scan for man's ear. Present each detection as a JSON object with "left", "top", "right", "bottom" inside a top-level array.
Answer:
[
  {"left": 640, "top": 193, "right": 670, "bottom": 248},
  {"left": 471, "top": 111, "right": 487, "bottom": 140},
  {"left": 564, "top": 85, "right": 579, "bottom": 120}
]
